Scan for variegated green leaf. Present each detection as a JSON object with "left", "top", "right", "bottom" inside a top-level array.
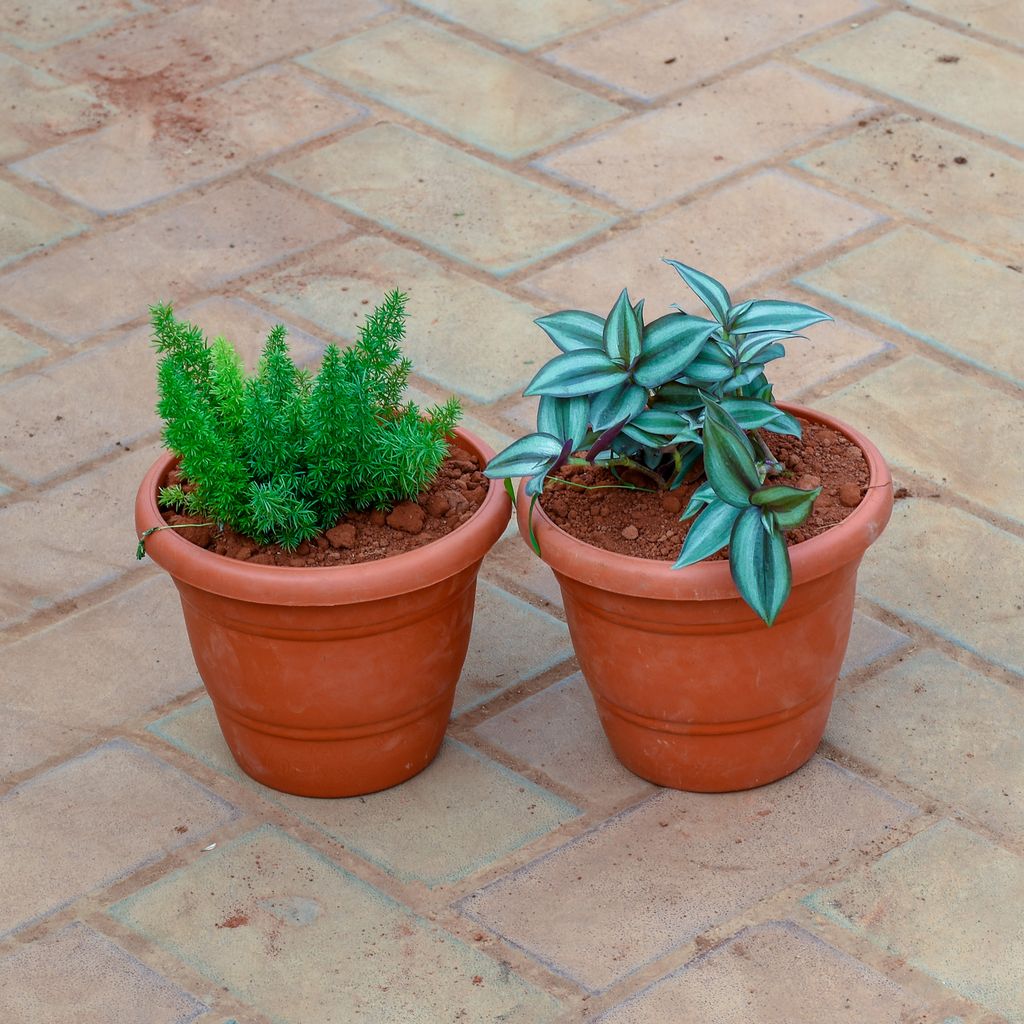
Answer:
[
  {"left": 620, "top": 422, "right": 668, "bottom": 449},
  {"left": 628, "top": 408, "right": 690, "bottom": 436},
  {"left": 674, "top": 499, "right": 743, "bottom": 568},
  {"left": 664, "top": 259, "right": 731, "bottom": 325},
  {"left": 525, "top": 472, "right": 549, "bottom": 497},
  {"left": 745, "top": 342, "right": 786, "bottom": 366},
  {"left": 746, "top": 375, "right": 773, "bottom": 402},
  {"left": 653, "top": 382, "right": 704, "bottom": 409},
  {"left": 751, "top": 483, "right": 821, "bottom": 529},
  {"left": 720, "top": 398, "right": 801, "bottom": 437},
  {"left": 610, "top": 433, "right": 644, "bottom": 457},
  {"left": 671, "top": 424, "right": 701, "bottom": 444},
  {"left": 736, "top": 331, "right": 799, "bottom": 361},
  {"left": 681, "top": 480, "right": 717, "bottom": 519},
  {"left": 668, "top": 443, "right": 702, "bottom": 489},
  {"left": 589, "top": 381, "right": 647, "bottom": 431},
  {"left": 525, "top": 493, "right": 542, "bottom": 554},
  {"left": 483, "top": 433, "right": 563, "bottom": 478},
  {"left": 652, "top": 401, "right": 704, "bottom": 420},
  {"left": 683, "top": 342, "right": 735, "bottom": 383},
  {"left": 537, "top": 395, "right": 590, "bottom": 448},
  {"left": 701, "top": 397, "right": 760, "bottom": 507},
  {"left": 727, "top": 299, "right": 753, "bottom": 323},
  {"left": 772, "top": 498, "right": 820, "bottom": 530},
  {"left": 634, "top": 314, "right": 721, "bottom": 388},
  {"left": 603, "top": 287, "right": 642, "bottom": 366},
  {"left": 729, "top": 507, "right": 792, "bottom": 625},
  {"left": 524, "top": 349, "right": 630, "bottom": 398},
  {"left": 628, "top": 409, "right": 701, "bottom": 446},
  {"left": 641, "top": 445, "right": 663, "bottom": 470},
  {"left": 721, "top": 364, "right": 769, "bottom": 394},
  {"left": 534, "top": 310, "right": 605, "bottom": 352},
  {"left": 728, "top": 299, "right": 831, "bottom": 334}
]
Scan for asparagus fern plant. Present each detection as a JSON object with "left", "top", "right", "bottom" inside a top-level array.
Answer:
[
  {"left": 483, "top": 261, "right": 833, "bottom": 626},
  {"left": 148, "top": 291, "right": 460, "bottom": 551}
]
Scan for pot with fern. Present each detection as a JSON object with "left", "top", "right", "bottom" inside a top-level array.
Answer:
[
  {"left": 484, "top": 262, "right": 893, "bottom": 793},
  {"left": 135, "top": 293, "right": 511, "bottom": 798}
]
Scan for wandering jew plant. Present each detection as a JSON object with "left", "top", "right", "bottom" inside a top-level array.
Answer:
[{"left": 484, "top": 261, "right": 833, "bottom": 625}]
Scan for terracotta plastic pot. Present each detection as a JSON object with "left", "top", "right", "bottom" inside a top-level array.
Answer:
[
  {"left": 517, "top": 404, "right": 892, "bottom": 793},
  {"left": 136, "top": 428, "right": 511, "bottom": 798}
]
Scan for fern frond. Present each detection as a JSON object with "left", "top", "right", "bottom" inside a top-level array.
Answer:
[
  {"left": 209, "top": 336, "right": 246, "bottom": 440},
  {"left": 152, "top": 295, "right": 462, "bottom": 549},
  {"left": 151, "top": 302, "right": 212, "bottom": 390}
]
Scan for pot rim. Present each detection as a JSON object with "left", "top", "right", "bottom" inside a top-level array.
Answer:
[
  {"left": 136, "top": 426, "right": 512, "bottom": 606},
  {"left": 516, "top": 402, "right": 892, "bottom": 601}
]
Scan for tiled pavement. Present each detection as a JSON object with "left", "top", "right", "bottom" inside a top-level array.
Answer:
[{"left": 0, "top": 0, "right": 1021, "bottom": 1020}]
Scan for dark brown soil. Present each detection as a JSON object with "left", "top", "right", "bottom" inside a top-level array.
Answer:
[
  {"left": 539, "top": 417, "right": 869, "bottom": 562},
  {"left": 163, "top": 447, "right": 488, "bottom": 567}
]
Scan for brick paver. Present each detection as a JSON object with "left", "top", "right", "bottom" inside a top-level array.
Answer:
[
  {"left": 0, "top": 923, "right": 207, "bottom": 1024},
  {"left": 800, "top": 226, "right": 1024, "bottom": 384},
  {"left": 453, "top": 580, "right": 572, "bottom": 711},
  {"left": 859, "top": 499, "right": 1024, "bottom": 673},
  {"left": 2, "top": 1, "right": 1021, "bottom": 1019},
  {"left": 152, "top": 701, "right": 580, "bottom": 888},
  {"left": 537, "top": 62, "right": 877, "bottom": 209},
  {"left": 111, "top": 825, "right": 563, "bottom": 1023},
  {"left": 474, "top": 673, "right": 657, "bottom": 810},
  {"left": 0, "top": 54, "right": 111, "bottom": 161},
  {"left": 0, "top": 178, "right": 349, "bottom": 342},
  {"left": 1, "top": 576, "right": 199, "bottom": 780},
  {"left": 594, "top": 922, "right": 924, "bottom": 1023},
  {"left": 907, "top": 0, "right": 1024, "bottom": 46},
  {"left": 0, "top": 178, "right": 84, "bottom": 267},
  {"left": 0, "top": 441, "right": 159, "bottom": 624},
  {"left": 545, "top": 0, "right": 872, "bottom": 100},
  {"left": 805, "top": 820, "right": 1024, "bottom": 1022},
  {"left": 300, "top": 18, "right": 624, "bottom": 159},
  {"left": 821, "top": 356, "right": 1024, "bottom": 520},
  {"left": 0, "top": 741, "right": 237, "bottom": 937},
  {"left": 13, "top": 65, "right": 367, "bottom": 213},
  {"left": 0, "top": 323, "right": 47, "bottom": 374},
  {"left": 409, "top": 0, "right": 630, "bottom": 50},
  {"left": 828, "top": 650, "right": 1024, "bottom": 839},
  {"left": 460, "top": 758, "right": 914, "bottom": 992},
  {"left": 800, "top": 13, "right": 1024, "bottom": 146},
  {"left": 249, "top": 234, "right": 552, "bottom": 401},
  {"left": 523, "top": 169, "right": 882, "bottom": 312},
  {"left": 272, "top": 123, "right": 614, "bottom": 274},
  {"left": 0, "top": 0, "right": 142, "bottom": 51},
  {"left": 795, "top": 114, "right": 1024, "bottom": 262}
]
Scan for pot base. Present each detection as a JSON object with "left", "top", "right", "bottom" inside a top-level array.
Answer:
[
  {"left": 593, "top": 680, "right": 835, "bottom": 793},
  {"left": 212, "top": 690, "right": 454, "bottom": 799}
]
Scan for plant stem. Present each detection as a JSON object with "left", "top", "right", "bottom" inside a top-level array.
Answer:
[
  {"left": 567, "top": 455, "right": 667, "bottom": 490},
  {"left": 547, "top": 476, "right": 658, "bottom": 494},
  {"left": 754, "top": 434, "right": 784, "bottom": 476},
  {"left": 136, "top": 522, "right": 216, "bottom": 560}
]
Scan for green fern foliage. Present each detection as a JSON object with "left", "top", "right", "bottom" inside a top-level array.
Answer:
[{"left": 152, "top": 290, "right": 461, "bottom": 549}]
